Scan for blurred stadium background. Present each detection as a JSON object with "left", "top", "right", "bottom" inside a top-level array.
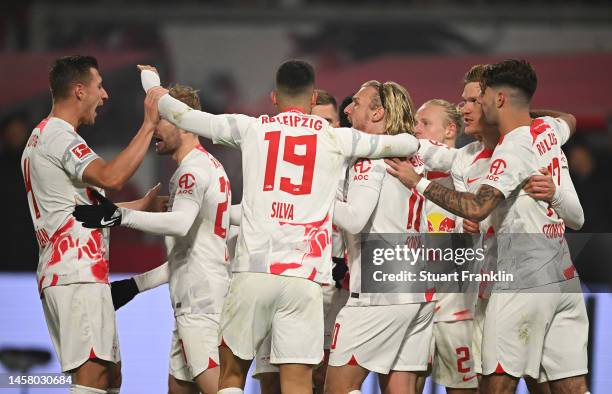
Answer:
[{"left": 1, "top": 1, "right": 611, "bottom": 392}]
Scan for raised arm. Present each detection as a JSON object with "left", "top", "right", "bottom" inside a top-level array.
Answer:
[
  {"left": 333, "top": 127, "right": 420, "bottom": 160},
  {"left": 419, "top": 139, "right": 458, "bottom": 172}
]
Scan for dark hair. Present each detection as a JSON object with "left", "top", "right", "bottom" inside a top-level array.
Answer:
[
  {"left": 275, "top": 59, "right": 315, "bottom": 97},
  {"left": 481, "top": 59, "right": 537, "bottom": 101},
  {"left": 49, "top": 55, "right": 99, "bottom": 100},
  {"left": 315, "top": 89, "right": 337, "bottom": 110},
  {"left": 169, "top": 84, "right": 201, "bottom": 110},
  {"left": 463, "top": 64, "right": 487, "bottom": 85},
  {"left": 338, "top": 95, "right": 353, "bottom": 128}
]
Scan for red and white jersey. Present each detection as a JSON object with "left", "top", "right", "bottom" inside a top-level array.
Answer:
[
  {"left": 344, "top": 155, "right": 431, "bottom": 306},
  {"left": 481, "top": 117, "right": 575, "bottom": 288},
  {"left": 164, "top": 146, "right": 232, "bottom": 315},
  {"left": 167, "top": 106, "right": 421, "bottom": 284},
  {"left": 21, "top": 117, "right": 109, "bottom": 293}
]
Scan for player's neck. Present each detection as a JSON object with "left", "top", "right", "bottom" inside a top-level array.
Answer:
[
  {"left": 173, "top": 139, "right": 200, "bottom": 164},
  {"left": 277, "top": 100, "right": 310, "bottom": 114},
  {"left": 498, "top": 109, "right": 532, "bottom": 135},
  {"left": 49, "top": 103, "right": 80, "bottom": 130}
]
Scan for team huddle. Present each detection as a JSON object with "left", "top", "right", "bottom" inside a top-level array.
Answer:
[{"left": 22, "top": 56, "right": 589, "bottom": 394}]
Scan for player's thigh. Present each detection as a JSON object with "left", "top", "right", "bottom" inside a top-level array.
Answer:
[
  {"left": 270, "top": 276, "right": 323, "bottom": 365},
  {"left": 168, "top": 374, "right": 198, "bottom": 394},
  {"left": 378, "top": 370, "right": 418, "bottom": 394},
  {"left": 325, "top": 364, "right": 369, "bottom": 394},
  {"left": 278, "top": 363, "right": 314, "bottom": 394},
  {"left": 193, "top": 366, "right": 220, "bottom": 394},
  {"left": 258, "top": 372, "right": 281, "bottom": 394}
]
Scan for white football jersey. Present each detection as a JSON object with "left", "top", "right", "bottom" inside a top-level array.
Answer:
[
  {"left": 157, "top": 101, "right": 420, "bottom": 285},
  {"left": 481, "top": 117, "right": 576, "bottom": 288},
  {"left": 164, "top": 146, "right": 231, "bottom": 315},
  {"left": 21, "top": 117, "right": 109, "bottom": 293},
  {"left": 344, "top": 155, "right": 432, "bottom": 306}
]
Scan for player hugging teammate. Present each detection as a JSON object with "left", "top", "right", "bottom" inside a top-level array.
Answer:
[{"left": 23, "top": 54, "right": 589, "bottom": 394}]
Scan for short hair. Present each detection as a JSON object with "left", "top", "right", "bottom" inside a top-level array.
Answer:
[
  {"left": 338, "top": 95, "right": 353, "bottom": 128},
  {"left": 481, "top": 59, "right": 538, "bottom": 102},
  {"left": 275, "top": 59, "right": 315, "bottom": 97},
  {"left": 362, "top": 80, "right": 416, "bottom": 135},
  {"left": 423, "top": 99, "right": 465, "bottom": 134},
  {"left": 169, "top": 84, "right": 201, "bottom": 110},
  {"left": 49, "top": 55, "right": 99, "bottom": 100},
  {"left": 315, "top": 89, "right": 337, "bottom": 110},
  {"left": 463, "top": 64, "right": 487, "bottom": 85}
]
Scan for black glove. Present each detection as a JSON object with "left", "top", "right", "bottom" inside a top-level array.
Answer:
[
  {"left": 332, "top": 257, "right": 348, "bottom": 289},
  {"left": 73, "top": 189, "right": 121, "bottom": 228},
  {"left": 110, "top": 278, "right": 140, "bottom": 310}
]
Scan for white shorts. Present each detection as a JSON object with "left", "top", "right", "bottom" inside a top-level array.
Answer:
[
  {"left": 41, "top": 283, "right": 120, "bottom": 372},
  {"left": 169, "top": 313, "right": 221, "bottom": 382},
  {"left": 328, "top": 302, "right": 434, "bottom": 375},
  {"left": 430, "top": 320, "right": 477, "bottom": 388},
  {"left": 482, "top": 278, "right": 588, "bottom": 382},
  {"left": 252, "top": 334, "right": 277, "bottom": 378},
  {"left": 219, "top": 272, "right": 324, "bottom": 365},
  {"left": 472, "top": 297, "right": 488, "bottom": 375},
  {"left": 323, "top": 285, "right": 349, "bottom": 350}
]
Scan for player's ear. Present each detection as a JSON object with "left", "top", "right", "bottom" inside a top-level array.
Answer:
[
  {"left": 496, "top": 91, "right": 505, "bottom": 109},
  {"left": 445, "top": 122, "right": 457, "bottom": 139},
  {"left": 372, "top": 106, "right": 385, "bottom": 123},
  {"left": 270, "top": 90, "right": 278, "bottom": 106},
  {"left": 74, "top": 83, "right": 85, "bottom": 101}
]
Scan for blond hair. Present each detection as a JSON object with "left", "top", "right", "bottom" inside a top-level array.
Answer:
[
  {"left": 362, "top": 80, "right": 416, "bottom": 135},
  {"left": 169, "top": 84, "right": 201, "bottom": 110},
  {"left": 463, "top": 64, "right": 487, "bottom": 86},
  {"left": 423, "top": 99, "right": 464, "bottom": 134}
]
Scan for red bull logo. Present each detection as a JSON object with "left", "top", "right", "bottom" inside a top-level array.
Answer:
[{"left": 427, "top": 212, "right": 456, "bottom": 233}]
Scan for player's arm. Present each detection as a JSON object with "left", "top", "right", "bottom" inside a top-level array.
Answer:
[
  {"left": 333, "top": 127, "right": 420, "bottom": 160},
  {"left": 229, "top": 204, "right": 242, "bottom": 226},
  {"left": 81, "top": 93, "right": 158, "bottom": 191},
  {"left": 385, "top": 157, "right": 504, "bottom": 222},
  {"left": 524, "top": 165, "right": 584, "bottom": 230},
  {"left": 120, "top": 198, "right": 199, "bottom": 237},
  {"left": 141, "top": 69, "right": 252, "bottom": 149},
  {"left": 419, "top": 139, "right": 458, "bottom": 172},
  {"left": 111, "top": 262, "right": 169, "bottom": 310},
  {"left": 116, "top": 183, "right": 169, "bottom": 212},
  {"left": 530, "top": 109, "right": 576, "bottom": 138},
  {"left": 333, "top": 160, "right": 384, "bottom": 234}
]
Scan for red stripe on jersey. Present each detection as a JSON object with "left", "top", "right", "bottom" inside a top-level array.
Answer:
[
  {"left": 308, "top": 268, "right": 317, "bottom": 281},
  {"left": 407, "top": 192, "right": 417, "bottom": 230},
  {"left": 50, "top": 274, "right": 59, "bottom": 287},
  {"left": 453, "top": 309, "right": 471, "bottom": 317},
  {"left": 563, "top": 265, "right": 577, "bottom": 280},
  {"left": 470, "top": 148, "right": 494, "bottom": 165},
  {"left": 348, "top": 355, "right": 359, "bottom": 366},
  {"left": 425, "top": 287, "right": 436, "bottom": 302},
  {"left": 530, "top": 118, "right": 550, "bottom": 145},
  {"left": 434, "top": 305, "right": 441, "bottom": 313},
  {"left": 495, "top": 362, "right": 506, "bottom": 374},
  {"left": 498, "top": 135, "right": 506, "bottom": 145},
  {"left": 38, "top": 275, "right": 45, "bottom": 294},
  {"left": 270, "top": 262, "right": 302, "bottom": 275},
  {"left": 426, "top": 171, "right": 449, "bottom": 180},
  {"left": 207, "top": 357, "right": 218, "bottom": 369},
  {"left": 414, "top": 194, "right": 425, "bottom": 232},
  {"left": 35, "top": 118, "right": 50, "bottom": 134}
]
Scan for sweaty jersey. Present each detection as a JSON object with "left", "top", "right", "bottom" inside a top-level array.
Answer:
[
  {"left": 164, "top": 146, "right": 231, "bottom": 315},
  {"left": 21, "top": 117, "right": 109, "bottom": 293},
  {"left": 158, "top": 95, "right": 420, "bottom": 284},
  {"left": 481, "top": 117, "right": 575, "bottom": 289}
]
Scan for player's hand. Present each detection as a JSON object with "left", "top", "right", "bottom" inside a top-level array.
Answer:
[
  {"left": 463, "top": 219, "right": 480, "bottom": 234},
  {"left": 524, "top": 167, "right": 555, "bottom": 202},
  {"left": 140, "top": 183, "right": 170, "bottom": 212},
  {"left": 384, "top": 157, "right": 422, "bottom": 188},
  {"left": 143, "top": 88, "right": 166, "bottom": 127},
  {"left": 73, "top": 189, "right": 122, "bottom": 228},
  {"left": 332, "top": 257, "right": 348, "bottom": 289},
  {"left": 110, "top": 278, "right": 140, "bottom": 310}
]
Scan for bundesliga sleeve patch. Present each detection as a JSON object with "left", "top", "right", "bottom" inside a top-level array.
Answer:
[{"left": 71, "top": 143, "right": 93, "bottom": 160}]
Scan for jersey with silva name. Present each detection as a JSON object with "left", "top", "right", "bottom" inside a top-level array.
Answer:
[
  {"left": 21, "top": 117, "right": 110, "bottom": 293},
  {"left": 156, "top": 102, "right": 420, "bottom": 285},
  {"left": 164, "top": 145, "right": 231, "bottom": 315},
  {"left": 481, "top": 117, "right": 575, "bottom": 289}
]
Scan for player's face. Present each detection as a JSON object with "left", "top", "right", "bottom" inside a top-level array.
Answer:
[
  {"left": 154, "top": 119, "right": 182, "bottom": 155},
  {"left": 459, "top": 82, "right": 484, "bottom": 136},
  {"left": 312, "top": 104, "right": 339, "bottom": 127},
  {"left": 344, "top": 86, "right": 378, "bottom": 133},
  {"left": 479, "top": 86, "right": 499, "bottom": 126},
  {"left": 80, "top": 68, "right": 108, "bottom": 126},
  {"left": 415, "top": 103, "right": 446, "bottom": 143}
]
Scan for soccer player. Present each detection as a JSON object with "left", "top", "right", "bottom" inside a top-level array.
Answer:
[
  {"left": 21, "top": 55, "right": 159, "bottom": 394},
  {"left": 326, "top": 80, "right": 435, "bottom": 394},
  {"left": 140, "top": 60, "right": 421, "bottom": 394},
  {"left": 74, "top": 84, "right": 232, "bottom": 394},
  {"left": 386, "top": 59, "right": 589, "bottom": 394},
  {"left": 413, "top": 99, "right": 479, "bottom": 393}
]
